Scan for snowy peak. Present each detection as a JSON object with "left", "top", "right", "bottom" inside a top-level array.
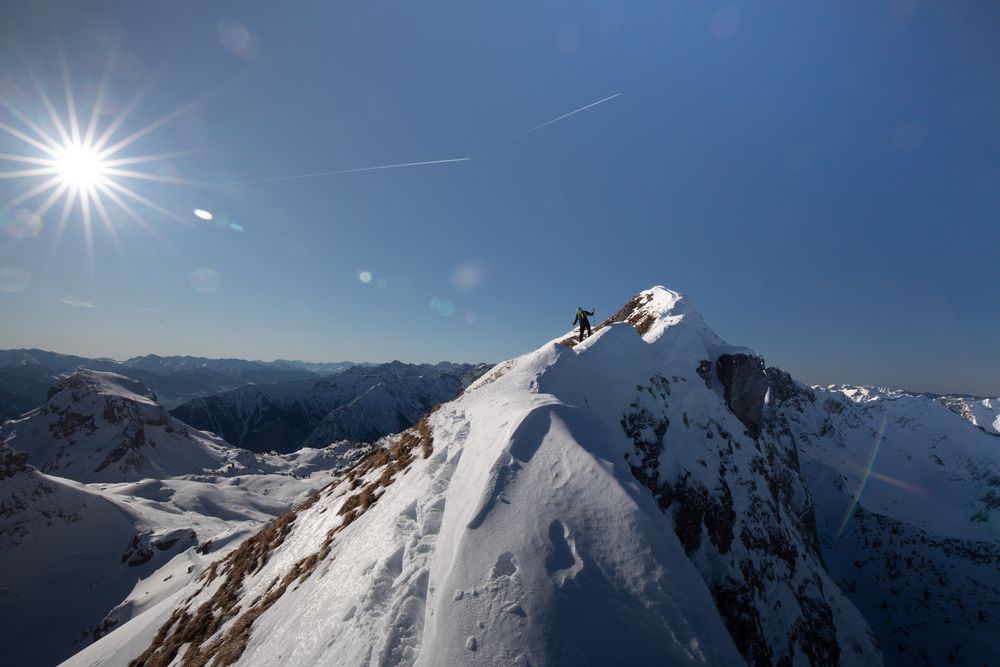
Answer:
[
  {"left": 0, "top": 369, "right": 237, "bottom": 482},
  {"left": 606, "top": 285, "right": 724, "bottom": 345},
  {"left": 560, "top": 287, "right": 755, "bottom": 388},
  {"left": 47, "top": 368, "right": 159, "bottom": 406},
  {"left": 76, "top": 286, "right": 881, "bottom": 666}
]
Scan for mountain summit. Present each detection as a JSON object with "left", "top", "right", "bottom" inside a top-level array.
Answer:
[
  {"left": 0, "top": 369, "right": 238, "bottom": 482},
  {"left": 70, "top": 287, "right": 880, "bottom": 666}
]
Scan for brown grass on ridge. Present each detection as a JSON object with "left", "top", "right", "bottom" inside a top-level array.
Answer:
[
  {"left": 557, "top": 291, "right": 656, "bottom": 347},
  {"left": 130, "top": 410, "right": 438, "bottom": 667}
]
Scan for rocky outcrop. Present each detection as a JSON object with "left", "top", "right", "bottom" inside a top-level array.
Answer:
[
  {"left": 716, "top": 353, "right": 768, "bottom": 437},
  {"left": 766, "top": 367, "right": 815, "bottom": 405},
  {"left": 0, "top": 443, "right": 28, "bottom": 479},
  {"left": 621, "top": 370, "right": 857, "bottom": 666}
]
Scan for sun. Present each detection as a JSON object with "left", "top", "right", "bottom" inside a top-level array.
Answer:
[
  {"left": 0, "top": 58, "right": 202, "bottom": 268},
  {"left": 53, "top": 143, "right": 107, "bottom": 189}
]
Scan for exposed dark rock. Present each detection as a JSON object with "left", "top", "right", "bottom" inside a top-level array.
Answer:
[
  {"left": 766, "top": 367, "right": 815, "bottom": 404},
  {"left": 697, "top": 360, "right": 713, "bottom": 388},
  {"left": 127, "top": 548, "right": 154, "bottom": 567},
  {"left": 716, "top": 354, "right": 768, "bottom": 437},
  {"left": 92, "top": 616, "right": 119, "bottom": 642},
  {"left": 620, "top": 369, "right": 851, "bottom": 666},
  {"left": 0, "top": 443, "right": 29, "bottom": 479}
]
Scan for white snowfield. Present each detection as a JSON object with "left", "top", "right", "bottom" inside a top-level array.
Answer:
[
  {"left": 66, "top": 287, "right": 879, "bottom": 667},
  {"left": 0, "top": 370, "right": 366, "bottom": 667}
]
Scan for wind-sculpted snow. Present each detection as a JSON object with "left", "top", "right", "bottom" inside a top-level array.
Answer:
[{"left": 69, "top": 286, "right": 886, "bottom": 666}]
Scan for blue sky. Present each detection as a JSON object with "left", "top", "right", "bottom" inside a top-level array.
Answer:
[{"left": 1, "top": 1, "right": 998, "bottom": 395}]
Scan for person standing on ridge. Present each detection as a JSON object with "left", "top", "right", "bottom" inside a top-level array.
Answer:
[{"left": 573, "top": 307, "right": 595, "bottom": 342}]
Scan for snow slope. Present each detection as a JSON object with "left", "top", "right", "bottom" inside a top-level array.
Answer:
[
  {"left": 0, "top": 434, "right": 360, "bottom": 667},
  {"left": 767, "top": 374, "right": 1000, "bottom": 665},
  {"left": 0, "top": 369, "right": 270, "bottom": 483},
  {"left": 72, "top": 287, "right": 878, "bottom": 667},
  {"left": 0, "top": 370, "right": 378, "bottom": 666}
]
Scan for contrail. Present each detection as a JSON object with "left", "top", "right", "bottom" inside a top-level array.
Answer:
[
  {"left": 221, "top": 157, "right": 472, "bottom": 186},
  {"left": 491, "top": 92, "right": 622, "bottom": 148},
  {"left": 221, "top": 92, "right": 620, "bottom": 187}
]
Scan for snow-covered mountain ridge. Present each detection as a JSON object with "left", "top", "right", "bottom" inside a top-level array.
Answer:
[
  {"left": 0, "top": 371, "right": 371, "bottom": 666},
  {"left": 170, "top": 361, "right": 490, "bottom": 453},
  {"left": 1, "top": 370, "right": 250, "bottom": 483},
  {"left": 822, "top": 384, "right": 1000, "bottom": 437},
  {"left": 72, "top": 286, "right": 885, "bottom": 666},
  {"left": 0, "top": 349, "right": 345, "bottom": 414}
]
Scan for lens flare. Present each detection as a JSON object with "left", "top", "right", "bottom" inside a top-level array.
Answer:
[
  {"left": 429, "top": 298, "right": 455, "bottom": 317},
  {"left": 193, "top": 208, "right": 214, "bottom": 221},
  {"left": 836, "top": 416, "right": 888, "bottom": 538},
  {"left": 0, "top": 267, "right": 31, "bottom": 293},
  {"left": 1, "top": 209, "right": 43, "bottom": 239},
  {"left": 218, "top": 20, "right": 261, "bottom": 60},
  {"left": 358, "top": 271, "right": 372, "bottom": 284},
  {"left": 711, "top": 7, "right": 741, "bottom": 39},
  {"left": 190, "top": 268, "right": 221, "bottom": 293},
  {"left": 451, "top": 263, "right": 485, "bottom": 292}
]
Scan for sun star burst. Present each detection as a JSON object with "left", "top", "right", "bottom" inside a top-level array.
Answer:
[
  {"left": 52, "top": 143, "right": 108, "bottom": 189},
  {"left": 0, "top": 53, "right": 200, "bottom": 268}
]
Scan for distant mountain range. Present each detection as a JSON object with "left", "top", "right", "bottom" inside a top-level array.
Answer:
[
  {"left": 171, "top": 361, "right": 491, "bottom": 453},
  {"left": 0, "top": 349, "right": 491, "bottom": 455},
  {"left": 0, "top": 348, "right": 360, "bottom": 417}
]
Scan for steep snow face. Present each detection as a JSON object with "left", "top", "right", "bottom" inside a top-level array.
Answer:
[
  {"left": 766, "top": 373, "right": 1000, "bottom": 666},
  {"left": 75, "top": 287, "right": 877, "bottom": 667},
  {"left": 0, "top": 370, "right": 242, "bottom": 483}
]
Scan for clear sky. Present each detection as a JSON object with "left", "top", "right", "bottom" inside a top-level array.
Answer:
[{"left": 1, "top": 0, "right": 998, "bottom": 395}]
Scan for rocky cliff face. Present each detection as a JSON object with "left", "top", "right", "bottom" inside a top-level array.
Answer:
[
  {"left": 715, "top": 353, "right": 769, "bottom": 437},
  {"left": 611, "top": 306, "right": 871, "bottom": 665}
]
